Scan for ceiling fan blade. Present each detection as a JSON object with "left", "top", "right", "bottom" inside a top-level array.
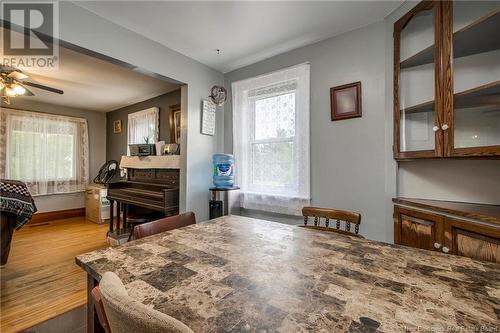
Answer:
[
  {"left": 19, "top": 84, "right": 35, "bottom": 96},
  {"left": 7, "top": 71, "right": 28, "bottom": 80},
  {"left": 23, "top": 81, "right": 63, "bottom": 94}
]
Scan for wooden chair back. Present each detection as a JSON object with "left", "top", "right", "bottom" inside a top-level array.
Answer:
[
  {"left": 301, "top": 206, "right": 362, "bottom": 237},
  {"left": 133, "top": 212, "right": 196, "bottom": 240},
  {"left": 91, "top": 286, "right": 112, "bottom": 333}
]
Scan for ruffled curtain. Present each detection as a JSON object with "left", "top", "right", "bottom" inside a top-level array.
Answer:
[
  {"left": 232, "top": 63, "right": 310, "bottom": 216},
  {"left": 0, "top": 108, "right": 89, "bottom": 196},
  {"left": 127, "top": 107, "right": 159, "bottom": 148}
]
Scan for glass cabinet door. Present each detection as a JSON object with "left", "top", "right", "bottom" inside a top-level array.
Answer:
[
  {"left": 444, "top": 1, "right": 500, "bottom": 156},
  {"left": 394, "top": 2, "right": 442, "bottom": 159}
]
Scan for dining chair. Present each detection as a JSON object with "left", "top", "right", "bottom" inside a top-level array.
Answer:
[
  {"left": 301, "top": 206, "right": 363, "bottom": 237},
  {"left": 99, "top": 271, "right": 194, "bottom": 333},
  {"left": 91, "top": 286, "right": 112, "bottom": 333},
  {"left": 132, "top": 212, "right": 196, "bottom": 240}
]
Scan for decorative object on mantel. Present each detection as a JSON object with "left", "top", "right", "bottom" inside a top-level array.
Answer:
[
  {"left": 330, "top": 81, "right": 362, "bottom": 121},
  {"left": 169, "top": 104, "right": 181, "bottom": 144},
  {"left": 164, "top": 143, "right": 180, "bottom": 155},
  {"left": 113, "top": 120, "right": 122, "bottom": 134},
  {"left": 201, "top": 99, "right": 216, "bottom": 136},
  {"left": 208, "top": 85, "right": 227, "bottom": 106},
  {"left": 128, "top": 144, "right": 156, "bottom": 156},
  {"left": 155, "top": 141, "right": 165, "bottom": 156}
]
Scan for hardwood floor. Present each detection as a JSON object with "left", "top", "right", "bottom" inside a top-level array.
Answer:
[{"left": 0, "top": 217, "right": 109, "bottom": 333}]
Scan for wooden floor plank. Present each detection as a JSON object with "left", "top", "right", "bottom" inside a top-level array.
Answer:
[{"left": 0, "top": 217, "right": 108, "bottom": 333}]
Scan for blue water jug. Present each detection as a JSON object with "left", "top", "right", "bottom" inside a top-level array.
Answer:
[{"left": 213, "top": 154, "right": 234, "bottom": 188}]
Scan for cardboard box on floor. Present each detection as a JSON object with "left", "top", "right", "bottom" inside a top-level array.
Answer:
[{"left": 85, "top": 184, "right": 113, "bottom": 224}]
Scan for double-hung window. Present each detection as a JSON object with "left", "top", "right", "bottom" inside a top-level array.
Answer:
[
  {"left": 232, "top": 63, "right": 310, "bottom": 215},
  {"left": 0, "top": 108, "right": 89, "bottom": 196}
]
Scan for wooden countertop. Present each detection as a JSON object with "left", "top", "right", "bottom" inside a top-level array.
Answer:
[
  {"left": 76, "top": 215, "right": 500, "bottom": 332},
  {"left": 393, "top": 197, "right": 500, "bottom": 225}
]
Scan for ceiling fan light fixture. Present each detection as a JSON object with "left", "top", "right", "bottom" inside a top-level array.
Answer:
[
  {"left": 5, "top": 86, "right": 17, "bottom": 97},
  {"left": 13, "top": 84, "right": 26, "bottom": 95}
]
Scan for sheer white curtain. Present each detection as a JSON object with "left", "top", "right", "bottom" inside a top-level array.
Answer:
[
  {"left": 232, "top": 63, "right": 310, "bottom": 215},
  {"left": 0, "top": 108, "right": 89, "bottom": 196},
  {"left": 127, "top": 107, "right": 159, "bottom": 149}
]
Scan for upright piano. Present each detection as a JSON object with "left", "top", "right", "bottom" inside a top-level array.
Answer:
[{"left": 107, "top": 167, "right": 179, "bottom": 240}]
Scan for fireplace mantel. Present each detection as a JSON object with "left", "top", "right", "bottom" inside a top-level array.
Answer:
[{"left": 120, "top": 155, "right": 181, "bottom": 169}]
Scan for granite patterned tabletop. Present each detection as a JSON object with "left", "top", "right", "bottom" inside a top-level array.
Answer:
[{"left": 76, "top": 215, "right": 500, "bottom": 333}]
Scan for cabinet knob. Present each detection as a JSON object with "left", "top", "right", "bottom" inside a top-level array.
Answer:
[
  {"left": 441, "top": 124, "right": 449, "bottom": 131},
  {"left": 432, "top": 126, "right": 440, "bottom": 132},
  {"left": 442, "top": 247, "right": 449, "bottom": 253},
  {"left": 434, "top": 242, "right": 441, "bottom": 249}
]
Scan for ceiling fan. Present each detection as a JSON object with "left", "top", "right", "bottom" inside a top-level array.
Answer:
[{"left": 0, "top": 66, "right": 64, "bottom": 104}]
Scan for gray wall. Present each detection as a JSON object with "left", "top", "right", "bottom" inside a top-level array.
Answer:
[
  {"left": 224, "top": 2, "right": 499, "bottom": 242},
  {"left": 224, "top": 22, "right": 391, "bottom": 242},
  {"left": 106, "top": 89, "right": 181, "bottom": 162},
  {"left": 385, "top": 2, "right": 500, "bottom": 206},
  {"left": 60, "top": 2, "right": 224, "bottom": 221},
  {"left": 1, "top": 99, "right": 107, "bottom": 212}
]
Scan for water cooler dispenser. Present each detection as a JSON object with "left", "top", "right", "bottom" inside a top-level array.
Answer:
[
  {"left": 209, "top": 187, "right": 240, "bottom": 219},
  {"left": 210, "top": 153, "right": 240, "bottom": 219}
]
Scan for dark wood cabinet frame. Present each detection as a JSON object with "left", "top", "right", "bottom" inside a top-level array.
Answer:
[
  {"left": 393, "top": 0, "right": 500, "bottom": 160},
  {"left": 393, "top": 1, "right": 443, "bottom": 160}
]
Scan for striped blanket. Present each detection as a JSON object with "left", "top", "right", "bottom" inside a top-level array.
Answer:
[{"left": 0, "top": 180, "right": 37, "bottom": 230}]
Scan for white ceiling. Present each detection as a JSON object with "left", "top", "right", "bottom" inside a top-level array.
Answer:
[
  {"left": 1, "top": 28, "right": 180, "bottom": 112},
  {"left": 75, "top": 1, "right": 403, "bottom": 73}
]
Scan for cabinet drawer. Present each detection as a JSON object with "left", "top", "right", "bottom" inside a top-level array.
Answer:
[
  {"left": 444, "top": 218, "right": 500, "bottom": 264},
  {"left": 394, "top": 207, "right": 444, "bottom": 251}
]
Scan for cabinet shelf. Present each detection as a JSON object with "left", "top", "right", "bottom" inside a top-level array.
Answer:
[
  {"left": 400, "top": 9, "right": 500, "bottom": 69},
  {"left": 455, "top": 80, "right": 500, "bottom": 109},
  {"left": 401, "top": 100, "right": 434, "bottom": 114},
  {"left": 401, "top": 80, "right": 500, "bottom": 114}
]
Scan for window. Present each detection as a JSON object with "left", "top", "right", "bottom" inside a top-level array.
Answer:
[
  {"left": 0, "top": 109, "right": 89, "bottom": 196},
  {"left": 127, "top": 107, "right": 159, "bottom": 151},
  {"left": 232, "top": 63, "right": 310, "bottom": 215}
]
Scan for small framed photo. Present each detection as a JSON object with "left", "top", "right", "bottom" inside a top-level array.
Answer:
[
  {"left": 330, "top": 81, "right": 361, "bottom": 121},
  {"left": 169, "top": 104, "right": 181, "bottom": 144},
  {"left": 113, "top": 120, "right": 122, "bottom": 133},
  {"left": 173, "top": 110, "right": 181, "bottom": 143}
]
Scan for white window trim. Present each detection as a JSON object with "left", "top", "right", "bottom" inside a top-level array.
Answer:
[{"left": 232, "top": 63, "right": 310, "bottom": 216}]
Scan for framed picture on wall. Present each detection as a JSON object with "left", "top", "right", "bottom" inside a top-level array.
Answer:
[
  {"left": 330, "top": 81, "right": 362, "bottom": 121},
  {"left": 201, "top": 99, "right": 216, "bottom": 136},
  {"left": 113, "top": 120, "right": 122, "bottom": 133},
  {"left": 169, "top": 104, "right": 181, "bottom": 144}
]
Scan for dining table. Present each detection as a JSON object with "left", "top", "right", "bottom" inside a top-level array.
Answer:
[{"left": 76, "top": 215, "right": 500, "bottom": 333}]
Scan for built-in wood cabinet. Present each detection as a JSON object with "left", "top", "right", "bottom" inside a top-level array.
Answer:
[
  {"left": 393, "top": 198, "right": 500, "bottom": 263},
  {"left": 394, "top": 207, "right": 443, "bottom": 251},
  {"left": 444, "top": 217, "right": 500, "bottom": 263},
  {"left": 393, "top": 1, "right": 500, "bottom": 159}
]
